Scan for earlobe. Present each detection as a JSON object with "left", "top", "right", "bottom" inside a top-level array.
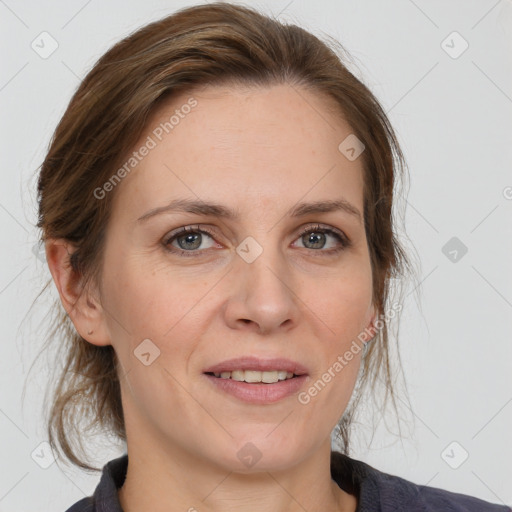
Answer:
[{"left": 44, "top": 238, "right": 111, "bottom": 346}]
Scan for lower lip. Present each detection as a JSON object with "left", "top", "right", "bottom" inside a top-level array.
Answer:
[{"left": 204, "top": 373, "right": 309, "bottom": 404}]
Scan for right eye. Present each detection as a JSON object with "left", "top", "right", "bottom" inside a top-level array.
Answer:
[{"left": 163, "top": 225, "right": 219, "bottom": 256}]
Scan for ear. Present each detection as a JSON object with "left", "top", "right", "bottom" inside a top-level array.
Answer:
[
  {"left": 45, "top": 238, "right": 111, "bottom": 346},
  {"left": 363, "top": 305, "right": 378, "bottom": 343}
]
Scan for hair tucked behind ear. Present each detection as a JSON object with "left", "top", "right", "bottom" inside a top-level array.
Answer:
[{"left": 31, "top": 1, "right": 413, "bottom": 471}]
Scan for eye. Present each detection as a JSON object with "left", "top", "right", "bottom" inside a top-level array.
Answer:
[
  {"left": 293, "top": 224, "right": 350, "bottom": 254},
  {"left": 163, "top": 223, "right": 351, "bottom": 258},
  {"left": 163, "top": 225, "right": 218, "bottom": 257}
]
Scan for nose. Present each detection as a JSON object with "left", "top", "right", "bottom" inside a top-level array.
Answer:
[{"left": 223, "top": 242, "right": 300, "bottom": 335}]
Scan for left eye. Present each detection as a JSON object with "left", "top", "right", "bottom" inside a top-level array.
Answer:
[
  {"left": 163, "top": 224, "right": 349, "bottom": 256},
  {"left": 293, "top": 225, "right": 348, "bottom": 252}
]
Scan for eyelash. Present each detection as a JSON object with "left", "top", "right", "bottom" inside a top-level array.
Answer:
[{"left": 163, "top": 224, "right": 351, "bottom": 258}]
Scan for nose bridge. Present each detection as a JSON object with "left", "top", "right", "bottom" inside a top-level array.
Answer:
[
  {"left": 227, "top": 232, "right": 298, "bottom": 332},
  {"left": 239, "top": 233, "right": 290, "bottom": 295}
]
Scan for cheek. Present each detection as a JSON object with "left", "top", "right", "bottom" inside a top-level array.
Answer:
[
  {"left": 101, "top": 258, "right": 215, "bottom": 375},
  {"left": 307, "top": 266, "right": 373, "bottom": 340},
  {"left": 104, "top": 255, "right": 209, "bottom": 331}
]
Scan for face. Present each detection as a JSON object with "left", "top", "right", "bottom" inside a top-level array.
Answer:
[{"left": 94, "top": 83, "right": 375, "bottom": 472}]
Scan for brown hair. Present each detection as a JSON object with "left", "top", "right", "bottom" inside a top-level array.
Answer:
[{"left": 34, "top": 1, "right": 412, "bottom": 471}]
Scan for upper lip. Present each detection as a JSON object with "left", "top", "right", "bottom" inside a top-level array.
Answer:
[{"left": 203, "top": 356, "right": 309, "bottom": 375}]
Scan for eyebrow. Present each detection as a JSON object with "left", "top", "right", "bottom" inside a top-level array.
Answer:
[{"left": 137, "top": 197, "right": 362, "bottom": 223}]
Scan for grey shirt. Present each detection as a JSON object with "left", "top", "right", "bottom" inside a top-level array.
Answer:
[{"left": 65, "top": 451, "right": 511, "bottom": 511}]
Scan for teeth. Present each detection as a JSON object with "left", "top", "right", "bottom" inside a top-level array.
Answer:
[{"left": 213, "top": 370, "right": 294, "bottom": 383}]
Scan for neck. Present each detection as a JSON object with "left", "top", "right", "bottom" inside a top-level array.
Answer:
[{"left": 117, "top": 431, "right": 357, "bottom": 512}]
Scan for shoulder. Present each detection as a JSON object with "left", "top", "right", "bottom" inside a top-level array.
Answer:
[
  {"left": 63, "top": 454, "right": 128, "bottom": 512},
  {"left": 330, "top": 451, "right": 511, "bottom": 512},
  {"left": 64, "top": 496, "right": 95, "bottom": 512},
  {"left": 375, "top": 469, "right": 510, "bottom": 512}
]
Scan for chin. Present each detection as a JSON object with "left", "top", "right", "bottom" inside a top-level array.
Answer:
[{"left": 220, "top": 437, "right": 302, "bottom": 473}]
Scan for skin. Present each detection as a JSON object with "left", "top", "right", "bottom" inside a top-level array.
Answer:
[{"left": 46, "top": 83, "right": 377, "bottom": 512}]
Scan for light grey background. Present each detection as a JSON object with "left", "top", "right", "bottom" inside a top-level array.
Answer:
[{"left": 1, "top": 0, "right": 511, "bottom": 510}]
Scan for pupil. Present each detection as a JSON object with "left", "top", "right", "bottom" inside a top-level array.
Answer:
[
  {"left": 178, "top": 233, "right": 201, "bottom": 250},
  {"left": 305, "top": 232, "right": 325, "bottom": 249}
]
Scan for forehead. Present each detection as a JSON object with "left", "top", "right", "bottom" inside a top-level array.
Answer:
[{"left": 111, "top": 83, "right": 365, "bottom": 219}]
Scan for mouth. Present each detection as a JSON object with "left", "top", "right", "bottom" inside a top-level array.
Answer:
[
  {"left": 203, "top": 356, "right": 309, "bottom": 378},
  {"left": 202, "top": 357, "right": 309, "bottom": 403},
  {"left": 204, "top": 370, "right": 300, "bottom": 384},
  {"left": 203, "top": 372, "right": 308, "bottom": 404},
  {"left": 203, "top": 356, "right": 309, "bottom": 405}
]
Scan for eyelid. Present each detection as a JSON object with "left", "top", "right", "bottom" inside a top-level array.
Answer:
[{"left": 163, "top": 224, "right": 215, "bottom": 243}]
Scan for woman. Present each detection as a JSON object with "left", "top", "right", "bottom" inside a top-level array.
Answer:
[{"left": 36, "top": 2, "right": 510, "bottom": 511}]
